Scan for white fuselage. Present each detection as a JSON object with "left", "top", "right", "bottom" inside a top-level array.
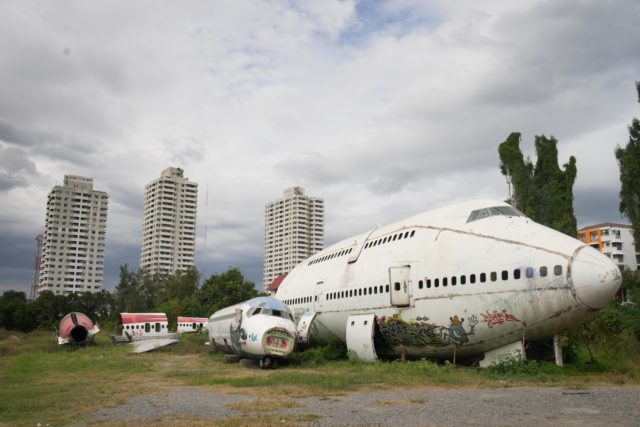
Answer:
[
  {"left": 276, "top": 199, "right": 621, "bottom": 359},
  {"left": 207, "top": 297, "right": 297, "bottom": 360}
]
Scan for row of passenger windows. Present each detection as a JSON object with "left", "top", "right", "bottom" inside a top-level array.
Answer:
[
  {"left": 123, "top": 322, "right": 166, "bottom": 332},
  {"left": 283, "top": 295, "right": 316, "bottom": 305},
  {"left": 364, "top": 230, "right": 416, "bottom": 249},
  {"left": 419, "top": 265, "right": 564, "bottom": 289},
  {"left": 326, "top": 284, "right": 390, "bottom": 300},
  {"left": 285, "top": 265, "right": 563, "bottom": 305},
  {"left": 308, "top": 247, "right": 354, "bottom": 265}
]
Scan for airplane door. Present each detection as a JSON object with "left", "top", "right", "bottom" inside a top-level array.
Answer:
[
  {"left": 389, "top": 266, "right": 411, "bottom": 307},
  {"left": 313, "top": 281, "right": 324, "bottom": 311}
]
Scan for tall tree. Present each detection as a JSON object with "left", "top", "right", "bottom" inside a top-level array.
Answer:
[
  {"left": 499, "top": 132, "right": 578, "bottom": 236},
  {"left": 615, "top": 81, "right": 640, "bottom": 246},
  {"left": 198, "top": 267, "right": 259, "bottom": 315}
]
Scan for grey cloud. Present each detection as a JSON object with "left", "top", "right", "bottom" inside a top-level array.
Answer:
[
  {"left": 0, "top": 144, "right": 39, "bottom": 191},
  {"left": 162, "top": 136, "right": 208, "bottom": 166},
  {"left": 574, "top": 185, "right": 625, "bottom": 228}
]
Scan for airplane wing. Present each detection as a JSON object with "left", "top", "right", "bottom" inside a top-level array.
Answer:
[{"left": 130, "top": 338, "right": 179, "bottom": 354}]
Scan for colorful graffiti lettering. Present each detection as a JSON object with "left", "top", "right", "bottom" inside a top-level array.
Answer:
[
  {"left": 376, "top": 314, "right": 477, "bottom": 348},
  {"left": 480, "top": 309, "right": 521, "bottom": 328}
]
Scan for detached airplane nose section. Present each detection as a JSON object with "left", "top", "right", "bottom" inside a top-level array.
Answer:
[{"left": 570, "top": 246, "right": 622, "bottom": 310}]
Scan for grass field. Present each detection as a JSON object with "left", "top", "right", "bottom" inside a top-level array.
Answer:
[{"left": 1, "top": 328, "right": 639, "bottom": 426}]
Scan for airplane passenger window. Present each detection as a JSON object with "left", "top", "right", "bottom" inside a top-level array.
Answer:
[
  {"left": 379, "top": 285, "right": 383, "bottom": 293},
  {"left": 410, "top": 230, "right": 415, "bottom": 237},
  {"left": 404, "top": 232, "right": 409, "bottom": 238},
  {"left": 385, "top": 285, "right": 389, "bottom": 292},
  {"left": 434, "top": 278, "right": 440, "bottom": 287},
  {"left": 419, "top": 280, "right": 423, "bottom": 289},
  {"left": 393, "top": 234, "right": 398, "bottom": 241},
  {"left": 470, "top": 274, "right": 476, "bottom": 284},
  {"left": 480, "top": 273, "right": 486, "bottom": 283},
  {"left": 502, "top": 271, "right": 508, "bottom": 280},
  {"left": 358, "top": 289, "right": 362, "bottom": 296},
  {"left": 443, "top": 278, "right": 448, "bottom": 287},
  {"left": 461, "top": 275, "right": 466, "bottom": 285},
  {"left": 490, "top": 272, "right": 497, "bottom": 282},
  {"left": 374, "top": 287, "right": 378, "bottom": 294},
  {"left": 349, "top": 290, "right": 353, "bottom": 297},
  {"left": 369, "top": 287, "right": 373, "bottom": 294},
  {"left": 526, "top": 267, "right": 534, "bottom": 278},
  {"left": 426, "top": 279, "right": 431, "bottom": 288},
  {"left": 514, "top": 269, "right": 521, "bottom": 279},
  {"left": 145, "top": 323, "right": 150, "bottom": 333},
  {"left": 554, "top": 265, "right": 562, "bottom": 276},
  {"left": 452, "top": 277, "right": 457, "bottom": 286},
  {"left": 398, "top": 233, "right": 403, "bottom": 240},
  {"left": 540, "top": 266, "right": 547, "bottom": 277},
  {"left": 394, "top": 282, "right": 400, "bottom": 291}
]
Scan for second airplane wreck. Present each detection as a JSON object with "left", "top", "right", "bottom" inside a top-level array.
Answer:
[
  {"left": 207, "top": 296, "right": 298, "bottom": 368},
  {"left": 111, "top": 312, "right": 180, "bottom": 354}
]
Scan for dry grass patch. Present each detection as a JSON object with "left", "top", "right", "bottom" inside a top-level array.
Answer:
[
  {"left": 226, "top": 398, "right": 306, "bottom": 412},
  {"left": 88, "top": 413, "right": 321, "bottom": 426}
]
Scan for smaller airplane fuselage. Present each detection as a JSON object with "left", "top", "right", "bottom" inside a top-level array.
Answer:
[{"left": 207, "top": 297, "right": 297, "bottom": 362}]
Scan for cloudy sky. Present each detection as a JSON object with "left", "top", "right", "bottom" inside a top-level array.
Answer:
[{"left": 1, "top": 0, "right": 639, "bottom": 294}]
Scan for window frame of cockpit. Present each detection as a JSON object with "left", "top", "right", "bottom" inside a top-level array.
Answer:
[{"left": 466, "top": 205, "right": 525, "bottom": 223}]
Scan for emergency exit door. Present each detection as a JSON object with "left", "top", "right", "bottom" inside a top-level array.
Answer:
[{"left": 389, "top": 265, "right": 411, "bottom": 306}]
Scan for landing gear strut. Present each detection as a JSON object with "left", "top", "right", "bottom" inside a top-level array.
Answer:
[{"left": 259, "top": 357, "right": 278, "bottom": 369}]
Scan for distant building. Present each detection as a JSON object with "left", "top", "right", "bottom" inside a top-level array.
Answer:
[
  {"left": 578, "top": 223, "right": 639, "bottom": 271},
  {"left": 263, "top": 186, "right": 324, "bottom": 290},
  {"left": 38, "top": 175, "right": 108, "bottom": 295},
  {"left": 140, "top": 167, "right": 198, "bottom": 275},
  {"left": 266, "top": 273, "right": 287, "bottom": 296}
]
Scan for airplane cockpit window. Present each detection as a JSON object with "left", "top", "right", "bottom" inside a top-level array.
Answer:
[{"left": 466, "top": 206, "right": 524, "bottom": 223}]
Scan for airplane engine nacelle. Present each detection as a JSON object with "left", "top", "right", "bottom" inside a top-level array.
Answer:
[{"left": 57, "top": 312, "right": 100, "bottom": 345}]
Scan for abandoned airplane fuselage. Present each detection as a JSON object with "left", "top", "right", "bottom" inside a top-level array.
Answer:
[{"left": 276, "top": 199, "right": 621, "bottom": 362}]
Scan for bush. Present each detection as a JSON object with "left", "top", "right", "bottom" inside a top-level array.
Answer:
[{"left": 296, "top": 337, "right": 347, "bottom": 364}]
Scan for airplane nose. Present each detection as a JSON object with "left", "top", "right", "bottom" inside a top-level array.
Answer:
[{"left": 570, "top": 246, "right": 622, "bottom": 310}]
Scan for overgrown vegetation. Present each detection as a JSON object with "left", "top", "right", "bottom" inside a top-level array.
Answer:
[
  {"left": 498, "top": 132, "right": 577, "bottom": 236},
  {"left": 1, "top": 325, "right": 639, "bottom": 426},
  {"left": 0, "top": 266, "right": 261, "bottom": 333},
  {"left": 615, "top": 81, "right": 640, "bottom": 246}
]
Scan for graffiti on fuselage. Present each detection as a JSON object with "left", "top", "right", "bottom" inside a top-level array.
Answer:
[
  {"left": 376, "top": 312, "right": 485, "bottom": 348},
  {"left": 480, "top": 309, "right": 521, "bottom": 328}
]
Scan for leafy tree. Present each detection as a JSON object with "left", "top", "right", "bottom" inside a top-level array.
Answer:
[
  {"left": 615, "top": 81, "right": 640, "bottom": 246},
  {"left": 198, "top": 267, "right": 259, "bottom": 315},
  {"left": 113, "top": 265, "right": 148, "bottom": 313},
  {"left": 499, "top": 132, "right": 578, "bottom": 236},
  {"left": 159, "top": 267, "right": 199, "bottom": 302},
  {"left": 0, "top": 291, "right": 30, "bottom": 331}
]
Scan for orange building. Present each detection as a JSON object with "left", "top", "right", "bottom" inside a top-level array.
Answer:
[{"left": 577, "top": 223, "right": 638, "bottom": 271}]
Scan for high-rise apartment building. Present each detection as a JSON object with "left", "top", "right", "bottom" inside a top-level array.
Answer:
[
  {"left": 263, "top": 186, "right": 324, "bottom": 289},
  {"left": 140, "top": 167, "right": 198, "bottom": 275},
  {"left": 578, "top": 223, "right": 639, "bottom": 271},
  {"left": 38, "top": 175, "right": 108, "bottom": 295}
]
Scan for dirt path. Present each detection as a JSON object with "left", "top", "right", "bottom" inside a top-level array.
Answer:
[{"left": 90, "top": 385, "right": 640, "bottom": 426}]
